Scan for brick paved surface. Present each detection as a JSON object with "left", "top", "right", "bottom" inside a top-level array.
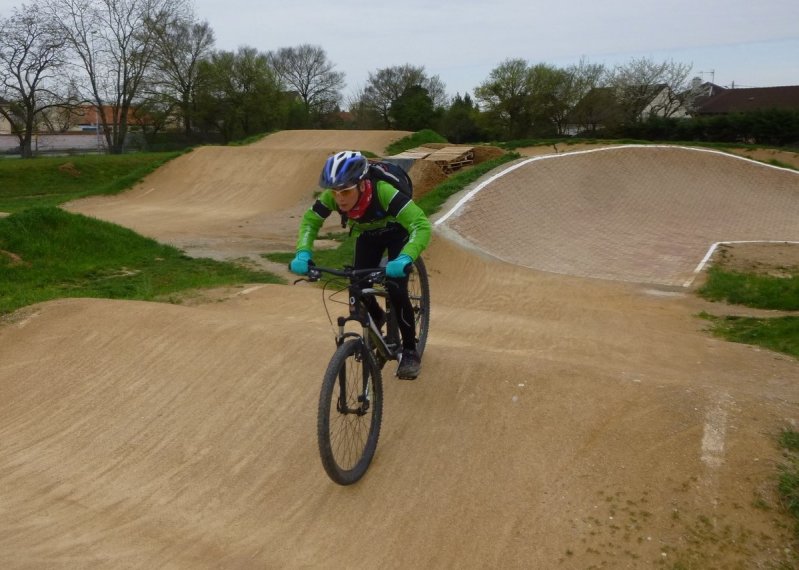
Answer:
[{"left": 436, "top": 146, "right": 799, "bottom": 287}]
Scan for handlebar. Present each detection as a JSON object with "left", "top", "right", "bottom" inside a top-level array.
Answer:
[{"left": 306, "top": 265, "right": 386, "bottom": 283}]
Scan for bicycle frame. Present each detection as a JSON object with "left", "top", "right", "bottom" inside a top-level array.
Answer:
[{"left": 308, "top": 266, "right": 402, "bottom": 364}]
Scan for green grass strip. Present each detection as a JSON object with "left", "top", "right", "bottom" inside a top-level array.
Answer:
[
  {"left": 415, "top": 152, "right": 521, "bottom": 216},
  {"left": 699, "top": 267, "right": 799, "bottom": 310},
  {"left": 384, "top": 129, "right": 447, "bottom": 155},
  {"left": 699, "top": 312, "right": 799, "bottom": 358},
  {"left": 0, "top": 152, "right": 183, "bottom": 213},
  {"left": 698, "top": 260, "right": 798, "bottom": 359},
  {"left": 778, "top": 429, "right": 799, "bottom": 537},
  {"left": 0, "top": 207, "right": 282, "bottom": 315}
]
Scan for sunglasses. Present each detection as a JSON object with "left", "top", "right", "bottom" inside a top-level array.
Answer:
[{"left": 331, "top": 185, "right": 358, "bottom": 195}]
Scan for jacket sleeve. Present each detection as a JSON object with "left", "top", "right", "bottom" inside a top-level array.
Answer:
[
  {"left": 295, "top": 191, "right": 336, "bottom": 253},
  {"left": 377, "top": 181, "right": 431, "bottom": 261}
]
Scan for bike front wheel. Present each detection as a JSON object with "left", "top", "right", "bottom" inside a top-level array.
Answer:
[{"left": 317, "top": 339, "right": 383, "bottom": 485}]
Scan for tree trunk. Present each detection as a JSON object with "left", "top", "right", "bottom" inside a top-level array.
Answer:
[{"left": 20, "top": 116, "right": 35, "bottom": 158}]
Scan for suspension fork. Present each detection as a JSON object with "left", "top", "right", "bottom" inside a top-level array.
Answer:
[{"left": 334, "top": 311, "right": 374, "bottom": 416}]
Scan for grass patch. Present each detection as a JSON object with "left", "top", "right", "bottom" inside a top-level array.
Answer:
[
  {"left": 0, "top": 207, "right": 282, "bottom": 315},
  {"left": 264, "top": 232, "right": 355, "bottom": 270},
  {"left": 698, "top": 265, "right": 799, "bottom": 359},
  {"left": 699, "top": 267, "right": 799, "bottom": 310},
  {"left": 384, "top": 129, "right": 447, "bottom": 155},
  {"left": 497, "top": 137, "right": 659, "bottom": 150},
  {"left": 778, "top": 429, "right": 799, "bottom": 536},
  {"left": 699, "top": 312, "right": 799, "bottom": 358},
  {"left": 0, "top": 151, "right": 183, "bottom": 213},
  {"left": 227, "top": 131, "right": 273, "bottom": 146}
]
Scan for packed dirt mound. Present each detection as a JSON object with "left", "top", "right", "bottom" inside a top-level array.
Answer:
[
  {"left": 408, "top": 144, "right": 505, "bottom": 197},
  {"left": 1, "top": 236, "right": 798, "bottom": 568},
  {"left": 436, "top": 145, "right": 799, "bottom": 287},
  {"left": 65, "top": 130, "right": 410, "bottom": 240},
  {"left": 64, "top": 130, "right": 411, "bottom": 268},
  {"left": 3, "top": 133, "right": 799, "bottom": 569}
]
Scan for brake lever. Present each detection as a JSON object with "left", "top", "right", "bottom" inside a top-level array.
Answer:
[{"left": 293, "top": 270, "right": 320, "bottom": 285}]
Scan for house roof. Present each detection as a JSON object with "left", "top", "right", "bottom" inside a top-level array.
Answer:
[
  {"left": 697, "top": 85, "right": 799, "bottom": 114},
  {"left": 688, "top": 82, "right": 726, "bottom": 108}
]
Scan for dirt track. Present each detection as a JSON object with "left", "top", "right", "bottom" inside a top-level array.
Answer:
[{"left": 3, "top": 132, "right": 799, "bottom": 568}]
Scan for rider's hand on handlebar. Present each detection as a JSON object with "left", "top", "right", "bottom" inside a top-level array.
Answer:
[
  {"left": 289, "top": 250, "right": 313, "bottom": 275},
  {"left": 385, "top": 254, "right": 412, "bottom": 278}
]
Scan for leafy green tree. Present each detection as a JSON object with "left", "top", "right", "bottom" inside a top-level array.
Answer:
[
  {"left": 362, "top": 64, "right": 446, "bottom": 128},
  {"left": 525, "top": 63, "right": 566, "bottom": 137},
  {"left": 194, "top": 47, "right": 285, "bottom": 142},
  {"left": 390, "top": 84, "right": 437, "bottom": 131},
  {"left": 474, "top": 58, "right": 535, "bottom": 139},
  {"left": 568, "top": 87, "right": 620, "bottom": 135},
  {"left": 441, "top": 93, "right": 483, "bottom": 143}
]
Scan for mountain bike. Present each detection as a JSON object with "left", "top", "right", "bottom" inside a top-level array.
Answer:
[{"left": 304, "top": 257, "right": 430, "bottom": 485}]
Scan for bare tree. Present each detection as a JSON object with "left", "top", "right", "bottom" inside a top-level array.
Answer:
[
  {"left": 0, "top": 2, "right": 71, "bottom": 157},
  {"left": 47, "top": 0, "right": 188, "bottom": 153},
  {"left": 267, "top": 44, "right": 344, "bottom": 125},
  {"left": 361, "top": 64, "right": 447, "bottom": 128},
  {"left": 609, "top": 57, "right": 693, "bottom": 122},
  {"left": 344, "top": 84, "right": 382, "bottom": 129},
  {"left": 147, "top": 15, "right": 214, "bottom": 135}
]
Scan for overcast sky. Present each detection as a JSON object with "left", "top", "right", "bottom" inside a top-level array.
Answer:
[{"left": 2, "top": 0, "right": 798, "bottom": 100}]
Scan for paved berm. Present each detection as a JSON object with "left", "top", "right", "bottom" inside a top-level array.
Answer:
[{"left": 2, "top": 131, "right": 799, "bottom": 568}]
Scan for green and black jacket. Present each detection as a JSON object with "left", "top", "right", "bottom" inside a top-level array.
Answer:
[{"left": 296, "top": 180, "right": 431, "bottom": 261}]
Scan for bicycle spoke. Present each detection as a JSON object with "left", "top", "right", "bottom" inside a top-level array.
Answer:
[{"left": 318, "top": 340, "right": 383, "bottom": 484}]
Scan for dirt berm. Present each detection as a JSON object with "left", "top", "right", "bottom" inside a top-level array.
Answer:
[{"left": 2, "top": 131, "right": 799, "bottom": 568}]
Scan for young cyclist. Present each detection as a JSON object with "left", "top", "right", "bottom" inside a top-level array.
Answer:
[{"left": 290, "top": 150, "right": 431, "bottom": 379}]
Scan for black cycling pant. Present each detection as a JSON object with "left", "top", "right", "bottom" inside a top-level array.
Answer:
[{"left": 354, "top": 224, "right": 416, "bottom": 351}]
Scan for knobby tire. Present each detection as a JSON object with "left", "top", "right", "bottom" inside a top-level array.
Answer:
[{"left": 317, "top": 339, "right": 383, "bottom": 485}]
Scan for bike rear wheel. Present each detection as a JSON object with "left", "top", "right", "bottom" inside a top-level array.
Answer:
[
  {"left": 317, "top": 339, "right": 383, "bottom": 485},
  {"left": 408, "top": 257, "right": 431, "bottom": 357}
]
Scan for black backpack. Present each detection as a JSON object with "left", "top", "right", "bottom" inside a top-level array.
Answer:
[
  {"left": 338, "top": 160, "right": 414, "bottom": 227},
  {"left": 367, "top": 160, "right": 413, "bottom": 198}
]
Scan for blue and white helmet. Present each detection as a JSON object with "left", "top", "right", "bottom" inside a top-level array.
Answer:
[{"left": 319, "top": 151, "right": 369, "bottom": 190}]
